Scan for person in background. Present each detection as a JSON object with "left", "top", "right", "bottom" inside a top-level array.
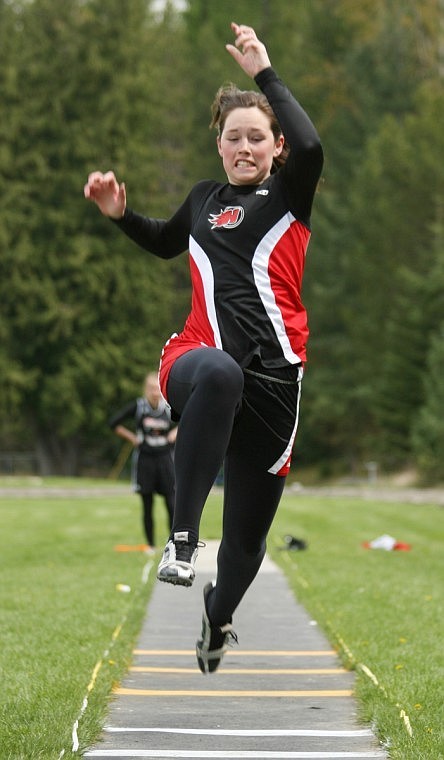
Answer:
[
  {"left": 108, "top": 372, "right": 176, "bottom": 551},
  {"left": 85, "top": 22, "right": 323, "bottom": 673}
]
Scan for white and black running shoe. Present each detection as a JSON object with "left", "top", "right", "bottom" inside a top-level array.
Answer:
[
  {"left": 157, "top": 531, "right": 200, "bottom": 587},
  {"left": 196, "top": 581, "right": 238, "bottom": 673}
]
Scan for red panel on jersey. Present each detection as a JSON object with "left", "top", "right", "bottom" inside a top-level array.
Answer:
[
  {"left": 159, "top": 255, "right": 217, "bottom": 401},
  {"left": 267, "top": 221, "right": 310, "bottom": 362}
]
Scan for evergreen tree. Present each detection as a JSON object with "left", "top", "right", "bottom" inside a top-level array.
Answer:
[
  {"left": 300, "top": 1, "right": 444, "bottom": 471},
  {"left": 342, "top": 81, "right": 444, "bottom": 467},
  {"left": 0, "top": 0, "right": 189, "bottom": 473},
  {"left": 0, "top": 1, "right": 28, "bottom": 444},
  {"left": 410, "top": 215, "right": 444, "bottom": 482},
  {"left": 411, "top": 323, "right": 444, "bottom": 484}
]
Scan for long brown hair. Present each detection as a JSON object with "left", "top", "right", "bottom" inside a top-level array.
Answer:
[{"left": 210, "top": 83, "right": 289, "bottom": 171}]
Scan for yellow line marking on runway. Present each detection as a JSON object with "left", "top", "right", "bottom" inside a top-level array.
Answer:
[
  {"left": 133, "top": 649, "right": 336, "bottom": 657},
  {"left": 130, "top": 666, "right": 347, "bottom": 675},
  {"left": 116, "top": 687, "right": 352, "bottom": 697}
]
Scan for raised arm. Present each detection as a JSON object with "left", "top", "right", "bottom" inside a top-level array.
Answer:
[
  {"left": 225, "top": 22, "right": 321, "bottom": 155},
  {"left": 225, "top": 22, "right": 271, "bottom": 78},
  {"left": 226, "top": 22, "right": 323, "bottom": 225}
]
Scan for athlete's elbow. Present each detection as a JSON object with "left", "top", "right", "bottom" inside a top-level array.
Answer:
[{"left": 306, "top": 139, "right": 324, "bottom": 172}]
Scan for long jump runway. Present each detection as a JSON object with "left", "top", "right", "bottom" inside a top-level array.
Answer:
[{"left": 85, "top": 541, "right": 386, "bottom": 759}]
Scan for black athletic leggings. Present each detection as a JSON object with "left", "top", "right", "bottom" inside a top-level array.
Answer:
[
  {"left": 141, "top": 491, "right": 174, "bottom": 547},
  {"left": 166, "top": 348, "right": 299, "bottom": 627}
]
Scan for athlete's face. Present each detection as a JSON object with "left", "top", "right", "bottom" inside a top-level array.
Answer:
[{"left": 217, "top": 106, "right": 284, "bottom": 186}]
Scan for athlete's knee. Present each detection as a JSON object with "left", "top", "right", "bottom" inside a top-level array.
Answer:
[
  {"left": 219, "top": 534, "right": 266, "bottom": 564},
  {"left": 197, "top": 352, "right": 244, "bottom": 403}
]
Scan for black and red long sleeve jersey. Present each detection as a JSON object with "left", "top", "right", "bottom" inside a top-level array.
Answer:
[{"left": 114, "top": 67, "right": 323, "bottom": 396}]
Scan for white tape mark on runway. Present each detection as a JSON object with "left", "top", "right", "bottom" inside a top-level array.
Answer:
[
  {"left": 58, "top": 560, "right": 154, "bottom": 759},
  {"left": 130, "top": 666, "right": 346, "bottom": 674},
  {"left": 104, "top": 726, "right": 374, "bottom": 738},
  {"left": 85, "top": 750, "right": 385, "bottom": 758},
  {"left": 134, "top": 649, "right": 336, "bottom": 656}
]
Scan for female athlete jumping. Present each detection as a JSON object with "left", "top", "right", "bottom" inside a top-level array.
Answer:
[{"left": 84, "top": 21, "right": 323, "bottom": 673}]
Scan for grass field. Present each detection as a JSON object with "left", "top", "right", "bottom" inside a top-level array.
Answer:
[
  {"left": 0, "top": 481, "right": 161, "bottom": 760},
  {"left": 268, "top": 492, "right": 444, "bottom": 760},
  {"left": 0, "top": 478, "right": 442, "bottom": 759}
]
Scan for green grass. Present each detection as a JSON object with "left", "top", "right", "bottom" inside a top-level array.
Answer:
[
  {"left": 0, "top": 482, "right": 168, "bottom": 760},
  {"left": 267, "top": 494, "right": 444, "bottom": 760},
  {"left": 0, "top": 479, "right": 443, "bottom": 759}
]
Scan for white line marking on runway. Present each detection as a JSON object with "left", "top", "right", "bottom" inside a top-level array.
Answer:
[
  {"left": 104, "top": 727, "right": 374, "bottom": 738},
  {"left": 85, "top": 750, "right": 385, "bottom": 758},
  {"left": 133, "top": 649, "right": 336, "bottom": 656},
  {"left": 130, "top": 666, "right": 347, "bottom": 674}
]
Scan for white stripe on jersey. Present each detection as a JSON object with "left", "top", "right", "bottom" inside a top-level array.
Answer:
[
  {"left": 189, "top": 236, "right": 223, "bottom": 349},
  {"left": 252, "top": 213, "right": 302, "bottom": 365}
]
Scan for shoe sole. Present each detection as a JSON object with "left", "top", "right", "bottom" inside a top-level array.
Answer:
[
  {"left": 157, "top": 573, "right": 194, "bottom": 587},
  {"left": 157, "top": 561, "right": 196, "bottom": 587},
  {"left": 196, "top": 647, "right": 223, "bottom": 673}
]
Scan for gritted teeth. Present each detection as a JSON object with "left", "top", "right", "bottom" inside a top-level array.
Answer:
[{"left": 236, "top": 160, "right": 254, "bottom": 168}]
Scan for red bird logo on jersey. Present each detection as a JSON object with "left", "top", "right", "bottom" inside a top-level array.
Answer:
[{"left": 208, "top": 206, "right": 244, "bottom": 230}]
